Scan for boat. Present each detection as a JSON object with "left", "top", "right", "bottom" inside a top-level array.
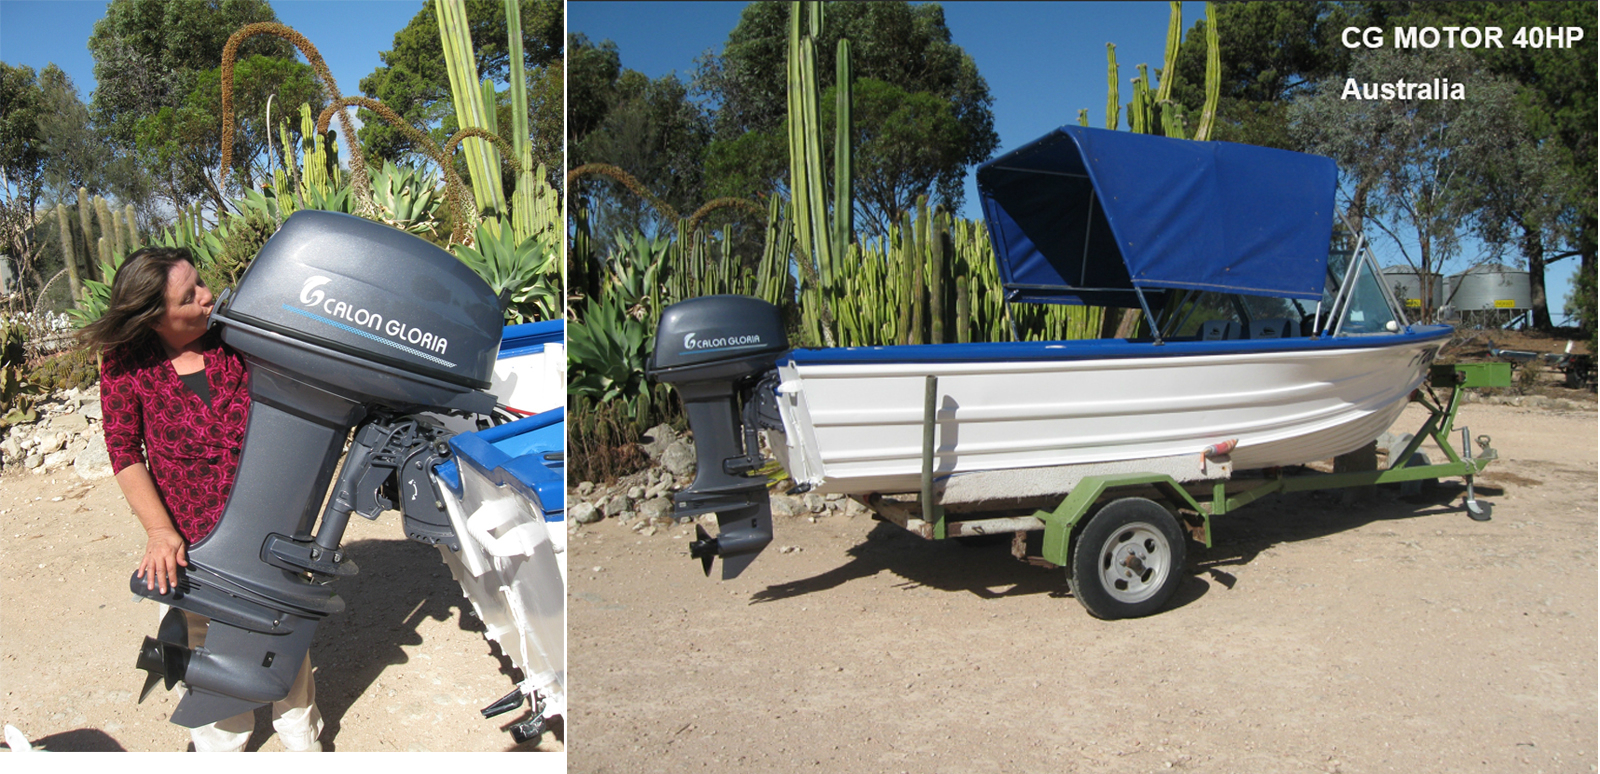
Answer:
[
  {"left": 430, "top": 318, "right": 566, "bottom": 743},
  {"left": 649, "top": 125, "right": 1452, "bottom": 581}
]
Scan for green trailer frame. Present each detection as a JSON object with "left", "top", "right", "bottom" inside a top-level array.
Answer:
[{"left": 881, "top": 361, "right": 1509, "bottom": 619}]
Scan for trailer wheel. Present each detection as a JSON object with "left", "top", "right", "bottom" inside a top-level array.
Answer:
[{"left": 1069, "top": 497, "right": 1187, "bottom": 619}]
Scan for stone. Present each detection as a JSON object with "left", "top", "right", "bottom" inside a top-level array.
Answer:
[
  {"left": 575, "top": 481, "right": 595, "bottom": 497},
  {"left": 73, "top": 443, "right": 114, "bottom": 481},
  {"left": 23, "top": 453, "right": 42, "bottom": 470},
  {"left": 770, "top": 494, "right": 801, "bottom": 518},
  {"left": 82, "top": 402, "right": 102, "bottom": 421},
  {"left": 639, "top": 423, "right": 680, "bottom": 462},
  {"left": 601, "top": 495, "right": 633, "bottom": 518},
  {"left": 661, "top": 439, "right": 697, "bottom": 478},
  {"left": 36, "top": 433, "right": 64, "bottom": 454},
  {"left": 569, "top": 502, "right": 601, "bottom": 525},
  {"left": 43, "top": 449, "right": 72, "bottom": 470},
  {"left": 804, "top": 493, "right": 826, "bottom": 513},
  {"left": 49, "top": 413, "right": 89, "bottom": 433},
  {"left": 1, "top": 436, "right": 21, "bottom": 462},
  {"left": 627, "top": 485, "right": 646, "bottom": 500},
  {"left": 638, "top": 497, "right": 674, "bottom": 523}
]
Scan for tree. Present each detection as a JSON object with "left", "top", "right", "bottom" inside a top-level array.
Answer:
[
  {"left": 1167, "top": 2, "right": 1361, "bottom": 150},
  {"left": 569, "top": 48, "right": 714, "bottom": 239},
  {"left": 695, "top": 1, "right": 998, "bottom": 216},
  {"left": 820, "top": 78, "right": 967, "bottom": 236},
  {"left": 1409, "top": 1, "right": 1596, "bottom": 331},
  {"left": 1290, "top": 47, "right": 1527, "bottom": 321},
  {"left": 0, "top": 63, "right": 49, "bottom": 293},
  {"left": 135, "top": 54, "right": 322, "bottom": 211},
  {"left": 88, "top": 0, "right": 309, "bottom": 212},
  {"left": 358, "top": 0, "right": 562, "bottom": 186}
]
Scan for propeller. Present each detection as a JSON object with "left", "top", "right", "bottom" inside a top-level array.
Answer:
[
  {"left": 688, "top": 524, "right": 719, "bottom": 577},
  {"left": 136, "top": 607, "right": 191, "bottom": 703}
]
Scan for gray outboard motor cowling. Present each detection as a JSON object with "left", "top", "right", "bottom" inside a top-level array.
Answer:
[
  {"left": 132, "top": 211, "right": 504, "bottom": 727},
  {"left": 648, "top": 295, "right": 787, "bottom": 579}
]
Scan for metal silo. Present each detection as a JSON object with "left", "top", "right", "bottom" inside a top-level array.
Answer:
[
  {"left": 1381, "top": 266, "right": 1443, "bottom": 313},
  {"left": 1444, "top": 264, "right": 1531, "bottom": 311}
]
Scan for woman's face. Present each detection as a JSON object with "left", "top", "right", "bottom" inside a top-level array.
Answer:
[{"left": 151, "top": 261, "right": 214, "bottom": 350}]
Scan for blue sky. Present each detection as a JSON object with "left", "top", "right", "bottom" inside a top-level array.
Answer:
[
  {"left": 569, "top": 0, "right": 1582, "bottom": 321},
  {"left": 570, "top": 1, "right": 1211, "bottom": 223}
]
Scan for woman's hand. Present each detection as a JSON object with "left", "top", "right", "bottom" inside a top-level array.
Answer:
[{"left": 137, "top": 526, "right": 188, "bottom": 594}]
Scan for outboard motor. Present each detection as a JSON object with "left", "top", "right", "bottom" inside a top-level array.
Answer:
[
  {"left": 132, "top": 210, "right": 503, "bottom": 727},
  {"left": 647, "top": 295, "right": 788, "bottom": 579}
]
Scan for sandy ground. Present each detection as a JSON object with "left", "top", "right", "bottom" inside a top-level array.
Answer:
[
  {"left": 0, "top": 471, "right": 564, "bottom": 754},
  {"left": 567, "top": 399, "right": 1596, "bottom": 773}
]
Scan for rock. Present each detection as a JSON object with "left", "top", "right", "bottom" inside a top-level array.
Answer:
[
  {"left": 23, "top": 453, "right": 42, "bottom": 470},
  {"left": 73, "top": 443, "right": 114, "bottom": 481},
  {"left": 770, "top": 494, "right": 801, "bottom": 518},
  {"left": 576, "top": 481, "right": 595, "bottom": 498},
  {"left": 645, "top": 478, "right": 672, "bottom": 500},
  {"left": 638, "top": 497, "right": 674, "bottom": 523},
  {"left": 1, "top": 436, "right": 20, "bottom": 462},
  {"left": 661, "top": 439, "right": 697, "bottom": 478},
  {"left": 639, "top": 423, "right": 680, "bottom": 462},
  {"left": 36, "top": 433, "right": 63, "bottom": 454},
  {"left": 49, "top": 413, "right": 88, "bottom": 433},
  {"left": 570, "top": 501, "right": 601, "bottom": 524},
  {"left": 43, "top": 449, "right": 72, "bottom": 470},
  {"left": 627, "top": 485, "right": 646, "bottom": 500},
  {"left": 601, "top": 495, "right": 634, "bottom": 518},
  {"left": 82, "top": 401, "right": 102, "bottom": 421},
  {"left": 803, "top": 493, "right": 826, "bottom": 513}
]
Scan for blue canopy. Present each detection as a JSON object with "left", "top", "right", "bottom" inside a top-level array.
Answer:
[{"left": 976, "top": 126, "right": 1338, "bottom": 306}]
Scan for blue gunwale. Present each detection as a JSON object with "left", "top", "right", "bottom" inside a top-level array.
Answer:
[{"left": 784, "top": 324, "right": 1453, "bottom": 366}]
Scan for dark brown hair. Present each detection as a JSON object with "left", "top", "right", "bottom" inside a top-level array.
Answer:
[{"left": 79, "top": 246, "right": 198, "bottom": 352}]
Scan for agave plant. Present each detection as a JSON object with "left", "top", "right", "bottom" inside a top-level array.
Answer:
[
  {"left": 453, "top": 220, "right": 561, "bottom": 323},
  {"left": 567, "top": 292, "right": 653, "bottom": 408},
  {"left": 370, "top": 161, "right": 444, "bottom": 238}
]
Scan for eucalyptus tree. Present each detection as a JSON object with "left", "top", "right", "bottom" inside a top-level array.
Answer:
[{"left": 1290, "top": 47, "right": 1526, "bottom": 322}]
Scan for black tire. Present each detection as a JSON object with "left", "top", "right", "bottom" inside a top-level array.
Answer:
[{"left": 1068, "top": 497, "right": 1188, "bottom": 619}]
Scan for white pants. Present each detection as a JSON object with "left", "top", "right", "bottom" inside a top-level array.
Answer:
[{"left": 156, "top": 604, "right": 324, "bottom": 752}]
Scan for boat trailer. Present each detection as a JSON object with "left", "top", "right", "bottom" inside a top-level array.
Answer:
[{"left": 866, "top": 361, "right": 1509, "bottom": 619}]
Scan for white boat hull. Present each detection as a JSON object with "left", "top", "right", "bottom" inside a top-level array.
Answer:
[{"left": 770, "top": 331, "right": 1448, "bottom": 497}]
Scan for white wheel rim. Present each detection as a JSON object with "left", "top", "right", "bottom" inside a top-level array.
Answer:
[{"left": 1097, "top": 522, "right": 1171, "bottom": 604}]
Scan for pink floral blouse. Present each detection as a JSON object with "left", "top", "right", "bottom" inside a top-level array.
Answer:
[{"left": 101, "top": 331, "right": 251, "bottom": 543}]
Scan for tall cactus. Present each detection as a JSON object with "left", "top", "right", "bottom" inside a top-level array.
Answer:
[
  {"left": 1105, "top": 44, "right": 1120, "bottom": 130},
  {"left": 76, "top": 188, "right": 96, "bottom": 282},
  {"left": 54, "top": 204, "right": 82, "bottom": 302},
  {"left": 787, "top": 0, "right": 851, "bottom": 347},
  {"left": 436, "top": 0, "right": 505, "bottom": 221}
]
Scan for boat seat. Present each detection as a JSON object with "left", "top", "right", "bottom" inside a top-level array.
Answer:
[
  {"left": 1249, "top": 318, "right": 1296, "bottom": 339},
  {"left": 1200, "top": 320, "right": 1243, "bottom": 341}
]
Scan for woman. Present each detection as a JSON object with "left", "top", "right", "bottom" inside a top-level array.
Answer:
[{"left": 83, "top": 246, "right": 323, "bottom": 752}]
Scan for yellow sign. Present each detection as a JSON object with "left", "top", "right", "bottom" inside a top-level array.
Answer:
[
  {"left": 1405, "top": 299, "right": 1422, "bottom": 308},
  {"left": 1493, "top": 299, "right": 1516, "bottom": 309}
]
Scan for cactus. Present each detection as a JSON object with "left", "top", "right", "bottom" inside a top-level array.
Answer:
[
  {"left": 1193, "top": 2, "right": 1220, "bottom": 141},
  {"left": 123, "top": 204, "right": 140, "bottom": 255},
  {"left": 437, "top": 0, "right": 505, "bottom": 220},
  {"left": 54, "top": 204, "right": 82, "bottom": 302},
  {"left": 93, "top": 196, "right": 120, "bottom": 265},
  {"left": 76, "top": 188, "right": 95, "bottom": 281},
  {"left": 1106, "top": 44, "right": 1120, "bottom": 130}
]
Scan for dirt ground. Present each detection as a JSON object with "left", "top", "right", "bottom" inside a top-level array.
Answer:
[
  {"left": 567, "top": 399, "right": 1596, "bottom": 773},
  {"left": 0, "top": 471, "right": 564, "bottom": 754}
]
